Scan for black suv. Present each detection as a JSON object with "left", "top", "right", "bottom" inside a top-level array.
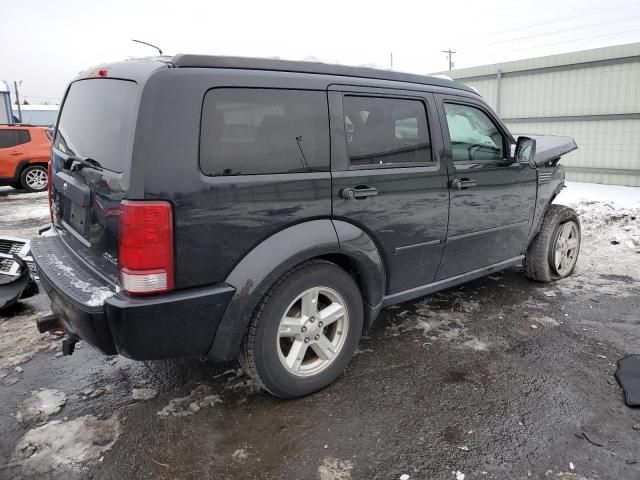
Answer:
[{"left": 31, "top": 55, "right": 580, "bottom": 398}]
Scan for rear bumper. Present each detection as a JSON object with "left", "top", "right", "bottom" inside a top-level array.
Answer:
[{"left": 31, "top": 234, "right": 235, "bottom": 360}]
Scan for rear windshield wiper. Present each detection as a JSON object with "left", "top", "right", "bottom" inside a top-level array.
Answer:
[{"left": 64, "top": 155, "right": 104, "bottom": 172}]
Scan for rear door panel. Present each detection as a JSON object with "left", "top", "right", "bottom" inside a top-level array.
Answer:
[
  {"left": 329, "top": 87, "right": 449, "bottom": 294},
  {"left": 0, "top": 130, "right": 26, "bottom": 177}
]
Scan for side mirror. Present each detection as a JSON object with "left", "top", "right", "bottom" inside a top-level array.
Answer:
[{"left": 515, "top": 136, "right": 536, "bottom": 166}]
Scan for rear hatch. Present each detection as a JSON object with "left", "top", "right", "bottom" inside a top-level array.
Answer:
[{"left": 51, "top": 77, "right": 139, "bottom": 284}]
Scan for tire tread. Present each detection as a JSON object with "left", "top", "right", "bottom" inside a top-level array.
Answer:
[
  {"left": 238, "top": 259, "right": 336, "bottom": 395},
  {"left": 524, "top": 204, "right": 580, "bottom": 282}
]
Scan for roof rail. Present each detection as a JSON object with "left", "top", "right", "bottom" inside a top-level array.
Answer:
[{"left": 171, "top": 54, "right": 478, "bottom": 94}]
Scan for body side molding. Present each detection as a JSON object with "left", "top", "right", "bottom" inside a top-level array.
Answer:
[{"left": 382, "top": 256, "right": 524, "bottom": 307}]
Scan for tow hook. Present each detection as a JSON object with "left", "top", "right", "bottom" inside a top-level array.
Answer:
[{"left": 62, "top": 335, "right": 79, "bottom": 356}]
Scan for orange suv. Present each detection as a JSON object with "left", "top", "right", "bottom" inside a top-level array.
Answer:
[{"left": 0, "top": 125, "right": 51, "bottom": 192}]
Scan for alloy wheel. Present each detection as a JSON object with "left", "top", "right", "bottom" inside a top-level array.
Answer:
[
  {"left": 277, "top": 286, "right": 349, "bottom": 377},
  {"left": 553, "top": 220, "right": 580, "bottom": 276},
  {"left": 25, "top": 168, "right": 48, "bottom": 191}
]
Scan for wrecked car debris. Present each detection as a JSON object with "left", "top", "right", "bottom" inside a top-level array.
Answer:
[{"left": 0, "top": 236, "right": 38, "bottom": 311}]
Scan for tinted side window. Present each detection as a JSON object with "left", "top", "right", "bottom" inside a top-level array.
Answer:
[
  {"left": 0, "top": 131, "right": 16, "bottom": 149},
  {"left": 343, "top": 96, "right": 432, "bottom": 168},
  {"left": 200, "top": 89, "right": 329, "bottom": 176},
  {"left": 444, "top": 103, "right": 504, "bottom": 161},
  {"left": 15, "top": 130, "right": 31, "bottom": 145}
]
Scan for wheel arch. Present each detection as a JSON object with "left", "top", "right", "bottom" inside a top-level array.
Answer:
[
  {"left": 207, "top": 219, "right": 385, "bottom": 361},
  {"left": 525, "top": 170, "right": 566, "bottom": 249}
]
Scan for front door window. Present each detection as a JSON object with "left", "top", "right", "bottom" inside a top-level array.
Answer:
[{"left": 444, "top": 103, "right": 504, "bottom": 162}]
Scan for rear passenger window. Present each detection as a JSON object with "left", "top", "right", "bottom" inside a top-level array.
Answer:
[
  {"left": 15, "top": 130, "right": 31, "bottom": 145},
  {"left": 200, "top": 89, "right": 329, "bottom": 176},
  {"left": 0, "top": 131, "right": 16, "bottom": 148},
  {"left": 343, "top": 96, "right": 432, "bottom": 168}
]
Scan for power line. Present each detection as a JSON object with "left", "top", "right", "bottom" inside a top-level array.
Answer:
[
  {"left": 466, "top": 28, "right": 640, "bottom": 58},
  {"left": 459, "top": 14, "right": 640, "bottom": 51},
  {"left": 456, "top": 2, "right": 640, "bottom": 44}
]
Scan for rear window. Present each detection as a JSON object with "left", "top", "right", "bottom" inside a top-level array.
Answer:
[
  {"left": 0, "top": 131, "right": 16, "bottom": 148},
  {"left": 200, "top": 88, "right": 329, "bottom": 176},
  {"left": 16, "top": 130, "right": 31, "bottom": 145},
  {"left": 0, "top": 130, "right": 29, "bottom": 148},
  {"left": 54, "top": 79, "right": 138, "bottom": 173}
]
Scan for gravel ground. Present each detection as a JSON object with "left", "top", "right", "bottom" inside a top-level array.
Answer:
[{"left": 0, "top": 183, "right": 639, "bottom": 480}]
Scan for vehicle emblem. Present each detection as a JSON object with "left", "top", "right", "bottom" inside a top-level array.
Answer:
[{"left": 63, "top": 182, "right": 68, "bottom": 192}]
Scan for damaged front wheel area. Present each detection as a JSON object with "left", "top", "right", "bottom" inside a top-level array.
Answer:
[{"left": 524, "top": 204, "right": 581, "bottom": 282}]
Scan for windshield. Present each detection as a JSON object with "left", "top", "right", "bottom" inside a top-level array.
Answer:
[{"left": 54, "top": 79, "right": 138, "bottom": 173}]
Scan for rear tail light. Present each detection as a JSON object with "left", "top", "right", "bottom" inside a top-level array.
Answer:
[
  {"left": 47, "top": 161, "right": 53, "bottom": 223},
  {"left": 119, "top": 200, "right": 174, "bottom": 294}
]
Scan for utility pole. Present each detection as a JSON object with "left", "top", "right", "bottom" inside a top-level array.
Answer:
[
  {"left": 442, "top": 48, "right": 456, "bottom": 71},
  {"left": 13, "top": 81, "right": 22, "bottom": 123},
  {"left": 390, "top": 52, "right": 393, "bottom": 70}
]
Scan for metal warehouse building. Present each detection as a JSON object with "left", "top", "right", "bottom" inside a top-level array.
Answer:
[{"left": 442, "top": 42, "right": 640, "bottom": 186}]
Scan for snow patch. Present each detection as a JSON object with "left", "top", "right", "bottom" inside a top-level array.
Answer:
[
  {"left": 0, "top": 310, "right": 60, "bottom": 372},
  {"left": 0, "top": 205, "right": 51, "bottom": 222},
  {"left": 16, "top": 389, "right": 67, "bottom": 424},
  {"left": 131, "top": 388, "right": 158, "bottom": 401},
  {"left": 318, "top": 457, "right": 353, "bottom": 480},
  {"left": 87, "top": 289, "right": 116, "bottom": 307},
  {"left": 462, "top": 338, "right": 489, "bottom": 351},
  {"left": 555, "top": 181, "right": 640, "bottom": 210},
  {"left": 232, "top": 448, "right": 249, "bottom": 460},
  {"left": 14, "top": 414, "right": 121, "bottom": 474},
  {"left": 157, "top": 385, "right": 222, "bottom": 417},
  {"left": 531, "top": 316, "right": 559, "bottom": 327},
  {"left": 552, "top": 473, "right": 592, "bottom": 480},
  {"left": 47, "top": 254, "right": 114, "bottom": 306},
  {"left": 391, "top": 302, "right": 491, "bottom": 351},
  {"left": 549, "top": 184, "right": 640, "bottom": 297}
]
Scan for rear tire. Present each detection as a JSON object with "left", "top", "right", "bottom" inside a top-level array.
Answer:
[
  {"left": 238, "top": 260, "right": 363, "bottom": 399},
  {"left": 524, "top": 204, "right": 581, "bottom": 282},
  {"left": 20, "top": 165, "right": 48, "bottom": 192}
]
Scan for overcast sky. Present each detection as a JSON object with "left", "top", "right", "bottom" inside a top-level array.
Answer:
[{"left": 2, "top": 0, "right": 639, "bottom": 104}]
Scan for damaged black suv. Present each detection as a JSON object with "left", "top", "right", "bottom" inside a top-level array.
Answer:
[{"left": 31, "top": 55, "right": 580, "bottom": 398}]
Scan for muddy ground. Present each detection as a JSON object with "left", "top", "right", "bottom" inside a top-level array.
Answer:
[{"left": 0, "top": 185, "right": 639, "bottom": 480}]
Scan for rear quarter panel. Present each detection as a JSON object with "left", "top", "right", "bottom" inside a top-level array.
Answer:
[
  {"left": 26, "top": 128, "right": 51, "bottom": 162},
  {"left": 136, "top": 68, "right": 333, "bottom": 289}
]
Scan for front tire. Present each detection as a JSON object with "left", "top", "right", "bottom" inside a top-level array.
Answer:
[
  {"left": 239, "top": 260, "right": 363, "bottom": 398},
  {"left": 20, "top": 165, "right": 48, "bottom": 192},
  {"left": 524, "top": 204, "right": 581, "bottom": 282}
]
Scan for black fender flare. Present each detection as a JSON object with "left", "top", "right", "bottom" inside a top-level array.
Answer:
[
  {"left": 207, "top": 219, "right": 385, "bottom": 361},
  {"left": 525, "top": 167, "right": 566, "bottom": 249}
]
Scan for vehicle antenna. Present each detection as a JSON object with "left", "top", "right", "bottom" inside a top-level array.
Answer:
[{"left": 132, "top": 39, "right": 164, "bottom": 55}]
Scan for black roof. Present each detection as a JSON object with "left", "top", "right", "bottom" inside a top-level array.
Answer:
[{"left": 171, "top": 54, "right": 477, "bottom": 94}]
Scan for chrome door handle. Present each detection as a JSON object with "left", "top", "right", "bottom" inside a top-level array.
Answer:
[
  {"left": 450, "top": 178, "right": 477, "bottom": 190},
  {"left": 341, "top": 186, "right": 379, "bottom": 200}
]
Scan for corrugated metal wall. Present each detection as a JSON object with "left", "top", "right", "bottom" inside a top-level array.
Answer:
[{"left": 442, "top": 43, "right": 640, "bottom": 186}]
